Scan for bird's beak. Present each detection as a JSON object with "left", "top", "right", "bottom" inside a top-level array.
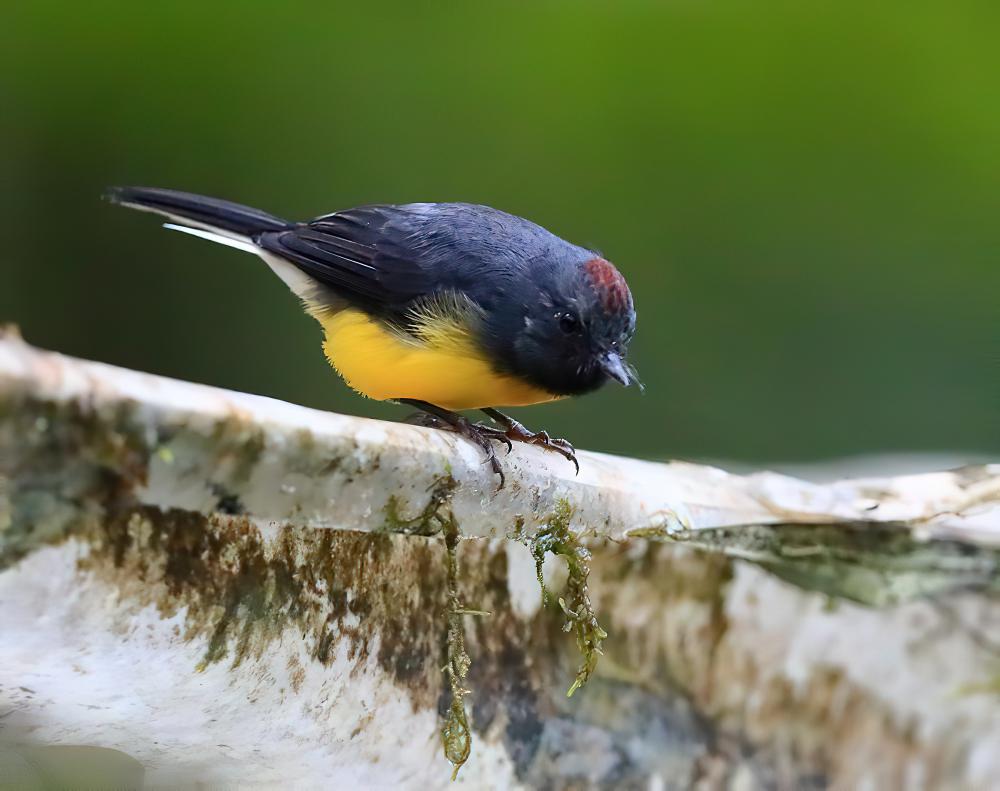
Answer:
[{"left": 600, "top": 351, "right": 633, "bottom": 386}]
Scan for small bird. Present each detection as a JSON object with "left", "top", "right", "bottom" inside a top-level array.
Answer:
[{"left": 107, "top": 187, "right": 638, "bottom": 486}]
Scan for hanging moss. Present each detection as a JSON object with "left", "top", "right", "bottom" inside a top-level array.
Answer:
[
  {"left": 374, "top": 467, "right": 474, "bottom": 776},
  {"left": 381, "top": 474, "right": 458, "bottom": 536},
  {"left": 527, "top": 499, "right": 607, "bottom": 698},
  {"left": 441, "top": 515, "right": 472, "bottom": 778}
]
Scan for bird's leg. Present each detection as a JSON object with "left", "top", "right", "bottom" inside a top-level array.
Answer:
[
  {"left": 399, "top": 399, "right": 511, "bottom": 488},
  {"left": 479, "top": 408, "right": 579, "bottom": 475}
]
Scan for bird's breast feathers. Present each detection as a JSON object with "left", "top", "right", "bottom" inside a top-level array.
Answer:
[{"left": 320, "top": 306, "right": 560, "bottom": 411}]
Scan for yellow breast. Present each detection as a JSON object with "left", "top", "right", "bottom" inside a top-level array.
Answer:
[{"left": 319, "top": 308, "right": 559, "bottom": 411}]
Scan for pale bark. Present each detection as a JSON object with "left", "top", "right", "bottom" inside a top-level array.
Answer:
[{"left": 1, "top": 331, "right": 998, "bottom": 789}]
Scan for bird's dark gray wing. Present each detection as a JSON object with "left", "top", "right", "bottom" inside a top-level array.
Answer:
[{"left": 254, "top": 205, "right": 444, "bottom": 319}]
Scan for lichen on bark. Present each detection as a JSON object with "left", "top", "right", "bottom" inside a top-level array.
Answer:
[{"left": 661, "top": 521, "right": 1000, "bottom": 606}]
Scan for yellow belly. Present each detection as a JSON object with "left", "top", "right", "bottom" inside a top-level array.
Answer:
[{"left": 319, "top": 308, "right": 559, "bottom": 410}]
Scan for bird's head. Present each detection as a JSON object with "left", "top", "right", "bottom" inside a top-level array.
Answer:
[{"left": 507, "top": 255, "right": 639, "bottom": 396}]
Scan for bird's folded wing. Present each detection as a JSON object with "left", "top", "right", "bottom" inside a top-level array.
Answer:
[{"left": 255, "top": 206, "right": 437, "bottom": 316}]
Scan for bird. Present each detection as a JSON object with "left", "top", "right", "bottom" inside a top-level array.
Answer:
[{"left": 106, "top": 187, "right": 639, "bottom": 487}]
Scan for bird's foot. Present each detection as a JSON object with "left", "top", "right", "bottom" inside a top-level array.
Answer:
[
  {"left": 406, "top": 411, "right": 512, "bottom": 454},
  {"left": 400, "top": 400, "right": 509, "bottom": 489},
  {"left": 480, "top": 408, "right": 579, "bottom": 475},
  {"left": 450, "top": 417, "right": 507, "bottom": 489},
  {"left": 404, "top": 411, "right": 448, "bottom": 429}
]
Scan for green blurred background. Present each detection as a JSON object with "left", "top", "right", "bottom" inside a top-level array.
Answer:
[{"left": 2, "top": 2, "right": 998, "bottom": 464}]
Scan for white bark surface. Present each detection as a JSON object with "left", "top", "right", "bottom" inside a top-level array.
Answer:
[{"left": 1, "top": 332, "right": 995, "bottom": 543}]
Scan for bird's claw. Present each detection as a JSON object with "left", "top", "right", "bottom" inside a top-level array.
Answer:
[
  {"left": 470, "top": 424, "right": 514, "bottom": 454},
  {"left": 482, "top": 414, "right": 580, "bottom": 476},
  {"left": 529, "top": 432, "right": 579, "bottom": 475},
  {"left": 450, "top": 418, "right": 508, "bottom": 490},
  {"left": 521, "top": 430, "right": 579, "bottom": 475}
]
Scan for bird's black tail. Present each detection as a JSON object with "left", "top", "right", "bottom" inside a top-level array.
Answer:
[{"left": 105, "top": 186, "right": 291, "bottom": 238}]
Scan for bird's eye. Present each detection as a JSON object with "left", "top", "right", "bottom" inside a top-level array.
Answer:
[{"left": 557, "top": 312, "right": 580, "bottom": 334}]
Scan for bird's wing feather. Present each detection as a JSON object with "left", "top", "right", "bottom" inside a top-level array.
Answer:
[{"left": 255, "top": 206, "right": 439, "bottom": 318}]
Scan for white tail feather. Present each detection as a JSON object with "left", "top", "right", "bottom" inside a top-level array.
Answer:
[
  {"left": 159, "top": 221, "right": 323, "bottom": 310},
  {"left": 163, "top": 223, "right": 260, "bottom": 254}
]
